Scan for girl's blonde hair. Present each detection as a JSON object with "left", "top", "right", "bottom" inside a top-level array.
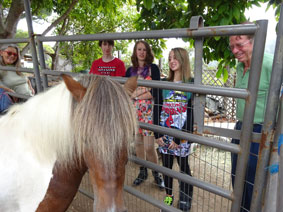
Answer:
[{"left": 168, "top": 48, "right": 191, "bottom": 82}]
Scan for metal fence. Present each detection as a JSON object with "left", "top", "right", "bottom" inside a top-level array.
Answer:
[
  {"left": 1, "top": 0, "right": 283, "bottom": 211},
  {"left": 203, "top": 69, "right": 237, "bottom": 122}
]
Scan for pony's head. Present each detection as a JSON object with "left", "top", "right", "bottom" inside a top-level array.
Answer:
[{"left": 63, "top": 74, "right": 137, "bottom": 212}]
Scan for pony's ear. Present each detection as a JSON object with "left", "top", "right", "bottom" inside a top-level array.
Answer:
[
  {"left": 61, "top": 74, "right": 87, "bottom": 102},
  {"left": 124, "top": 76, "right": 137, "bottom": 95}
]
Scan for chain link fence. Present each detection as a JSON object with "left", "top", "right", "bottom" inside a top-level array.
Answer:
[{"left": 203, "top": 68, "right": 237, "bottom": 122}]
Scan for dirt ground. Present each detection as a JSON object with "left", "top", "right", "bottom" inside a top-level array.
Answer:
[{"left": 67, "top": 144, "right": 233, "bottom": 212}]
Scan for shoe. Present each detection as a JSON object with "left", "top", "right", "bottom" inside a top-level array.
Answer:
[
  {"left": 178, "top": 200, "right": 191, "bottom": 211},
  {"left": 133, "top": 166, "right": 148, "bottom": 186},
  {"left": 160, "top": 195, "right": 174, "bottom": 212},
  {"left": 164, "top": 195, "right": 174, "bottom": 206},
  {"left": 152, "top": 171, "right": 165, "bottom": 190},
  {"left": 178, "top": 192, "right": 192, "bottom": 211}
]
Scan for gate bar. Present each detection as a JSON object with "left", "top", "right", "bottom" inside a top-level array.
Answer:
[
  {"left": 36, "top": 24, "right": 258, "bottom": 42},
  {"left": 231, "top": 20, "right": 268, "bottom": 212},
  {"left": 124, "top": 185, "right": 181, "bottom": 212},
  {"left": 0, "top": 38, "right": 29, "bottom": 44},
  {"left": 43, "top": 69, "right": 249, "bottom": 99},
  {"left": 130, "top": 156, "right": 233, "bottom": 200},
  {"left": 192, "top": 16, "right": 206, "bottom": 134},
  {"left": 139, "top": 122, "right": 240, "bottom": 154},
  {"left": 36, "top": 38, "right": 49, "bottom": 89},
  {"left": 23, "top": 0, "right": 43, "bottom": 93}
]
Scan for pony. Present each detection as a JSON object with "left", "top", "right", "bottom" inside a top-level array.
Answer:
[{"left": 0, "top": 74, "right": 137, "bottom": 212}]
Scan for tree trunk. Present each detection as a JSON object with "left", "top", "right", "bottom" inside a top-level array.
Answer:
[{"left": 0, "top": 0, "right": 25, "bottom": 39}]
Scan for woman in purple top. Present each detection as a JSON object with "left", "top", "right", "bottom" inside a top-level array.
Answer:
[{"left": 126, "top": 40, "right": 164, "bottom": 190}]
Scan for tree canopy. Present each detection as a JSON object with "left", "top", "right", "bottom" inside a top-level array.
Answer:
[
  {"left": 0, "top": 0, "right": 280, "bottom": 74},
  {"left": 135, "top": 0, "right": 279, "bottom": 80}
]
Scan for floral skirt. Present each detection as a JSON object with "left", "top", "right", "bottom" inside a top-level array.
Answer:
[{"left": 134, "top": 99, "right": 154, "bottom": 136}]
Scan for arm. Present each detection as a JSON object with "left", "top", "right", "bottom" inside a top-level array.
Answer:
[{"left": 0, "top": 85, "right": 14, "bottom": 93}]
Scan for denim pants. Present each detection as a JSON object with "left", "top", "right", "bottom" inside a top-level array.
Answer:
[
  {"left": 231, "top": 121, "right": 262, "bottom": 212},
  {"left": 0, "top": 88, "right": 13, "bottom": 113}
]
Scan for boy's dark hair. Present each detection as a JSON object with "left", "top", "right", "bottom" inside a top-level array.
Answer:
[{"left": 98, "top": 40, "right": 114, "bottom": 47}]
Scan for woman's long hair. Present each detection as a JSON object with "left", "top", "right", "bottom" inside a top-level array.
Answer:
[
  {"left": 131, "top": 40, "right": 154, "bottom": 68},
  {"left": 0, "top": 44, "right": 22, "bottom": 76},
  {"left": 167, "top": 48, "right": 191, "bottom": 82}
]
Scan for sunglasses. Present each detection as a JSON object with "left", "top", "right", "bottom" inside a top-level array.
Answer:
[{"left": 3, "top": 51, "right": 18, "bottom": 57}]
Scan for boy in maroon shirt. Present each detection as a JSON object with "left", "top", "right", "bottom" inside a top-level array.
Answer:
[{"left": 89, "top": 40, "right": 126, "bottom": 76}]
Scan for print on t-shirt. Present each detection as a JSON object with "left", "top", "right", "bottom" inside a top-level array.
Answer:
[{"left": 97, "top": 66, "right": 116, "bottom": 75}]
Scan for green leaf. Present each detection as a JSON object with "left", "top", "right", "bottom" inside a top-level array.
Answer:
[
  {"left": 218, "top": 4, "right": 226, "bottom": 14},
  {"left": 232, "top": 7, "right": 240, "bottom": 20},
  {"left": 222, "top": 68, "right": 229, "bottom": 82},
  {"left": 214, "top": 36, "right": 221, "bottom": 41},
  {"left": 216, "top": 68, "right": 222, "bottom": 79},
  {"left": 143, "top": 0, "right": 153, "bottom": 10}
]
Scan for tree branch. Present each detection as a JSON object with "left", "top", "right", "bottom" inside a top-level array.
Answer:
[
  {"left": 52, "top": 17, "right": 69, "bottom": 70},
  {"left": 41, "top": 0, "right": 78, "bottom": 36},
  {"left": 21, "top": 0, "right": 78, "bottom": 55}
]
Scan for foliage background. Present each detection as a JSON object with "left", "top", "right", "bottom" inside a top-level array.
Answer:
[{"left": 1, "top": 0, "right": 281, "bottom": 75}]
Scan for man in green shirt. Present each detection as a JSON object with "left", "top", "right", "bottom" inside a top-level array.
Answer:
[{"left": 229, "top": 30, "right": 273, "bottom": 212}]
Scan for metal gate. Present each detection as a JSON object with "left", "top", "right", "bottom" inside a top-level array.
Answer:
[{"left": 0, "top": 0, "right": 282, "bottom": 211}]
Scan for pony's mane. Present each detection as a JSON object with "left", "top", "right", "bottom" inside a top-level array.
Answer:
[
  {"left": 0, "top": 75, "right": 137, "bottom": 171},
  {"left": 0, "top": 82, "right": 73, "bottom": 165},
  {"left": 72, "top": 75, "right": 137, "bottom": 170}
]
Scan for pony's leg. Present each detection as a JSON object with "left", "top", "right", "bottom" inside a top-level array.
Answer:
[
  {"left": 36, "top": 160, "right": 87, "bottom": 212},
  {"left": 86, "top": 147, "right": 128, "bottom": 212}
]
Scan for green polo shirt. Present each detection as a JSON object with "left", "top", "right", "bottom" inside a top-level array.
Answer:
[{"left": 235, "top": 52, "right": 273, "bottom": 124}]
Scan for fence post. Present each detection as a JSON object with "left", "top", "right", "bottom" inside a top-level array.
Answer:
[
  {"left": 36, "top": 38, "right": 49, "bottom": 89},
  {"left": 23, "top": 0, "right": 43, "bottom": 93},
  {"left": 276, "top": 89, "right": 283, "bottom": 212},
  {"left": 250, "top": 4, "right": 283, "bottom": 211},
  {"left": 190, "top": 16, "right": 205, "bottom": 134},
  {"left": 263, "top": 90, "right": 282, "bottom": 211},
  {"left": 231, "top": 20, "right": 268, "bottom": 212}
]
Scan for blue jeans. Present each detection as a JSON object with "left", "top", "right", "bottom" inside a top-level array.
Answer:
[
  {"left": 0, "top": 88, "right": 13, "bottom": 113},
  {"left": 231, "top": 121, "right": 262, "bottom": 212}
]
